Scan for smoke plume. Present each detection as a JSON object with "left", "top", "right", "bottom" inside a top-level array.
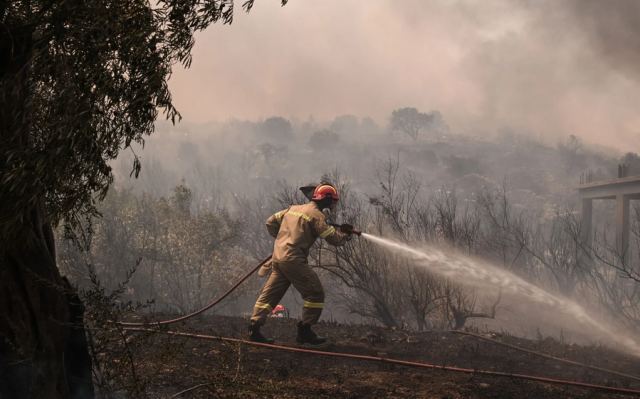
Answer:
[{"left": 168, "top": 0, "right": 640, "bottom": 151}]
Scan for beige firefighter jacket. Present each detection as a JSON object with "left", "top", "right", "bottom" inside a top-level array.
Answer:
[{"left": 266, "top": 202, "right": 349, "bottom": 264}]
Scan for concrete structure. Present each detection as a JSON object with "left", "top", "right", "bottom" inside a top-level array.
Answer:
[{"left": 578, "top": 175, "right": 640, "bottom": 262}]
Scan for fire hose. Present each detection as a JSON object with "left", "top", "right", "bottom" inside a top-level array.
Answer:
[
  {"left": 117, "top": 253, "right": 640, "bottom": 395},
  {"left": 118, "top": 223, "right": 359, "bottom": 327},
  {"left": 117, "top": 255, "right": 272, "bottom": 327},
  {"left": 124, "top": 327, "right": 640, "bottom": 397}
]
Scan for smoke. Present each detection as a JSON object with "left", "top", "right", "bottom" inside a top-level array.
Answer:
[
  {"left": 168, "top": 0, "right": 640, "bottom": 151},
  {"left": 561, "top": 0, "right": 640, "bottom": 80}
]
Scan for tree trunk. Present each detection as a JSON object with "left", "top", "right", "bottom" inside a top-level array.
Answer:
[
  {"left": 374, "top": 299, "right": 397, "bottom": 328},
  {"left": 452, "top": 311, "right": 467, "bottom": 330},
  {"left": 1, "top": 25, "right": 94, "bottom": 399},
  {"left": 0, "top": 208, "right": 94, "bottom": 399}
]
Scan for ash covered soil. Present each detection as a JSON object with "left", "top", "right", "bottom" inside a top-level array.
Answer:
[{"left": 128, "top": 315, "right": 640, "bottom": 398}]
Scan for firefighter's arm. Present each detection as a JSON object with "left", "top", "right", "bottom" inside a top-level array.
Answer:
[
  {"left": 265, "top": 209, "right": 288, "bottom": 238},
  {"left": 313, "top": 215, "right": 350, "bottom": 246}
]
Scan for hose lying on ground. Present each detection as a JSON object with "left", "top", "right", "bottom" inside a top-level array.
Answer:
[
  {"left": 125, "top": 327, "right": 640, "bottom": 397},
  {"left": 451, "top": 329, "right": 640, "bottom": 383},
  {"left": 117, "top": 255, "right": 271, "bottom": 327}
]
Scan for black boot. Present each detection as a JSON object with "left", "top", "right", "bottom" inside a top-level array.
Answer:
[
  {"left": 296, "top": 321, "right": 327, "bottom": 346},
  {"left": 248, "top": 322, "right": 274, "bottom": 344}
]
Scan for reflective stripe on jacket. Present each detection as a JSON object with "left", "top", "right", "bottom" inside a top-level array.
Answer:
[{"left": 266, "top": 202, "right": 348, "bottom": 263}]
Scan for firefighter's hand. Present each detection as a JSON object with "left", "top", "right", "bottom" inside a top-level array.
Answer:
[{"left": 339, "top": 223, "right": 355, "bottom": 234}]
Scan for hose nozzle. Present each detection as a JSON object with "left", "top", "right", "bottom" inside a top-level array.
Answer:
[{"left": 330, "top": 223, "right": 361, "bottom": 236}]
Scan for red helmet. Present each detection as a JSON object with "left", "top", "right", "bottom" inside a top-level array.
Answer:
[{"left": 311, "top": 184, "right": 339, "bottom": 201}]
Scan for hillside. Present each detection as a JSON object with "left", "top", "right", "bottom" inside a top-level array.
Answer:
[{"left": 112, "top": 315, "right": 640, "bottom": 398}]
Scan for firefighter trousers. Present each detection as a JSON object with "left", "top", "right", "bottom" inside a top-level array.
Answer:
[{"left": 251, "top": 260, "right": 324, "bottom": 326}]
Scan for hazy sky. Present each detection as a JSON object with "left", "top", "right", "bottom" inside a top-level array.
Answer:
[{"left": 169, "top": 0, "right": 639, "bottom": 152}]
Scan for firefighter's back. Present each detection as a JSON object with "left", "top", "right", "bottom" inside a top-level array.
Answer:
[{"left": 272, "top": 202, "right": 321, "bottom": 263}]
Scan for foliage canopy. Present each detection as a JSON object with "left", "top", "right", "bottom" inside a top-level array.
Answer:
[
  {"left": 0, "top": 0, "right": 285, "bottom": 237},
  {"left": 390, "top": 107, "right": 445, "bottom": 141}
]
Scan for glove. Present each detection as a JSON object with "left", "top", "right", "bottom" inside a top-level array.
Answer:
[{"left": 339, "top": 223, "right": 354, "bottom": 234}]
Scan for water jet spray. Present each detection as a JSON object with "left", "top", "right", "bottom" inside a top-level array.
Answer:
[{"left": 361, "top": 232, "right": 640, "bottom": 358}]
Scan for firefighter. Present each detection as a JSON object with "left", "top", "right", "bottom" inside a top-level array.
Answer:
[{"left": 249, "top": 183, "right": 352, "bottom": 345}]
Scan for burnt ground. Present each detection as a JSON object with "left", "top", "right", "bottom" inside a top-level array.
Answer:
[{"left": 122, "top": 315, "right": 640, "bottom": 398}]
